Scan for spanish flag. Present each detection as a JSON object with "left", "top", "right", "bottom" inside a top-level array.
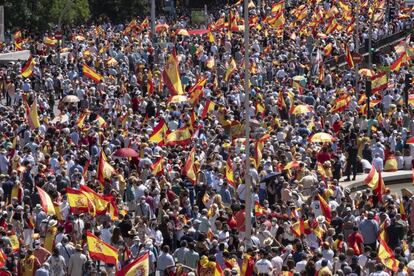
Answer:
[
  {"left": 282, "top": 272, "right": 294, "bottom": 276},
  {"left": 291, "top": 219, "right": 306, "bottom": 237},
  {"left": 378, "top": 236, "right": 399, "bottom": 272},
  {"left": 182, "top": 147, "right": 197, "bottom": 184},
  {"left": 316, "top": 193, "right": 331, "bottom": 223},
  {"left": 15, "top": 40, "right": 23, "bottom": 51},
  {"left": 345, "top": 47, "right": 354, "bottom": 69},
  {"left": 95, "top": 115, "right": 107, "bottom": 128},
  {"left": 76, "top": 112, "right": 88, "bottom": 129},
  {"left": 21, "top": 55, "right": 35, "bottom": 78},
  {"left": 253, "top": 134, "right": 270, "bottom": 169},
  {"left": 164, "top": 127, "right": 192, "bottom": 146},
  {"left": 384, "top": 154, "right": 398, "bottom": 172},
  {"left": 66, "top": 187, "right": 95, "bottom": 214},
  {"left": 225, "top": 158, "right": 234, "bottom": 186},
  {"left": 255, "top": 202, "right": 265, "bottom": 217},
  {"left": 224, "top": 58, "right": 237, "bottom": 82},
  {"left": 43, "top": 36, "right": 57, "bottom": 47},
  {"left": 272, "top": 0, "right": 285, "bottom": 13},
  {"left": 324, "top": 43, "right": 333, "bottom": 57},
  {"left": 97, "top": 150, "right": 115, "bottom": 187},
  {"left": 23, "top": 97, "right": 40, "bottom": 129},
  {"left": 364, "top": 166, "right": 385, "bottom": 200},
  {"left": 201, "top": 100, "right": 216, "bottom": 119},
  {"left": 188, "top": 79, "right": 205, "bottom": 105},
  {"left": 80, "top": 185, "right": 113, "bottom": 216},
  {"left": 116, "top": 252, "right": 149, "bottom": 276},
  {"left": 147, "top": 71, "right": 155, "bottom": 96},
  {"left": 241, "top": 254, "right": 255, "bottom": 276},
  {"left": 330, "top": 95, "right": 351, "bottom": 113},
  {"left": 162, "top": 51, "right": 184, "bottom": 95},
  {"left": 277, "top": 90, "right": 286, "bottom": 110},
  {"left": 36, "top": 186, "right": 56, "bottom": 216},
  {"left": 0, "top": 249, "right": 6, "bottom": 267},
  {"left": 86, "top": 231, "right": 118, "bottom": 265},
  {"left": 148, "top": 119, "right": 168, "bottom": 145},
  {"left": 271, "top": 12, "right": 285, "bottom": 29},
  {"left": 326, "top": 17, "right": 339, "bottom": 34},
  {"left": 390, "top": 52, "right": 407, "bottom": 72},
  {"left": 256, "top": 101, "right": 265, "bottom": 117},
  {"left": 151, "top": 157, "right": 164, "bottom": 177},
  {"left": 371, "top": 72, "right": 388, "bottom": 94},
  {"left": 8, "top": 233, "right": 20, "bottom": 252},
  {"left": 82, "top": 64, "right": 103, "bottom": 83}
]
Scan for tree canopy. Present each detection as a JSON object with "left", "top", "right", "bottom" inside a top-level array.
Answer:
[{"left": 2, "top": 0, "right": 149, "bottom": 33}]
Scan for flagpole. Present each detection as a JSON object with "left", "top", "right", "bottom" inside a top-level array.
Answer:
[
  {"left": 151, "top": 0, "right": 156, "bottom": 44},
  {"left": 243, "top": 0, "right": 252, "bottom": 246},
  {"left": 354, "top": 0, "right": 360, "bottom": 95}
]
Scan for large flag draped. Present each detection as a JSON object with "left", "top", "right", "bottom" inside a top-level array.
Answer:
[{"left": 162, "top": 51, "right": 184, "bottom": 95}]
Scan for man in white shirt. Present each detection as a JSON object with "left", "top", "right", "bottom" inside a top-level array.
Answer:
[
  {"left": 255, "top": 250, "right": 273, "bottom": 275},
  {"left": 270, "top": 247, "right": 283, "bottom": 275},
  {"left": 295, "top": 254, "right": 308, "bottom": 273}
]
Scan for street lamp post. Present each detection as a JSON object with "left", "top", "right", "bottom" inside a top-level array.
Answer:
[
  {"left": 151, "top": 0, "right": 156, "bottom": 44},
  {"left": 57, "top": 0, "right": 72, "bottom": 67},
  {"left": 243, "top": 0, "right": 252, "bottom": 246}
]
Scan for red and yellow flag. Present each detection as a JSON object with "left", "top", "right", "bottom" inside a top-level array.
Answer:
[
  {"left": 23, "top": 97, "right": 40, "bottom": 129},
  {"left": 44, "top": 36, "right": 57, "bottom": 47},
  {"left": 188, "top": 78, "right": 207, "bottom": 105},
  {"left": 364, "top": 166, "right": 385, "bottom": 200},
  {"left": 272, "top": 0, "right": 285, "bottom": 13},
  {"left": 224, "top": 58, "right": 237, "bottom": 82},
  {"left": 201, "top": 100, "right": 216, "bottom": 119},
  {"left": 390, "top": 52, "right": 407, "bottom": 72},
  {"left": 0, "top": 249, "right": 6, "bottom": 267},
  {"left": 255, "top": 202, "right": 264, "bottom": 217},
  {"left": 316, "top": 193, "right": 331, "bottom": 223},
  {"left": 182, "top": 147, "right": 197, "bottom": 184},
  {"left": 76, "top": 112, "right": 88, "bottom": 129},
  {"left": 324, "top": 43, "right": 333, "bottom": 57},
  {"left": 345, "top": 47, "right": 354, "bottom": 69},
  {"left": 97, "top": 150, "right": 115, "bottom": 187},
  {"left": 225, "top": 158, "right": 234, "bottom": 186},
  {"left": 21, "top": 55, "right": 36, "bottom": 78},
  {"left": 371, "top": 72, "right": 388, "bottom": 94},
  {"left": 66, "top": 187, "right": 95, "bottom": 214},
  {"left": 241, "top": 254, "right": 255, "bottom": 276},
  {"left": 151, "top": 157, "right": 164, "bottom": 177},
  {"left": 291, "top": 219, "right": 306, "bottom": 237},
  {"left": 253, "top": 134, "right": 270, "bottom": 169},
  {"left": 116, "top": 252, "right": 149, "bottom": 276},
  {"left": 37, "top": 186, "right": 56, "bottom": 216},
  {"left": 378, "top": 236, "right": 399, "bottom": 272},
  {"left": 9, "top": 233, "right": 20, "bottom": 252},
  {"left": 326, "top": 18, "right": 339, "bottom": 34},
  {"left": 148, "top": 119, "right": 168, "bottom": 145},
  {"left": 164, "top": 127, "right": 192, "bottom": 146},
  {"left": 86, "top": 231, "right": 118, "bottom": 265},
  {"left": 384, "top": 154, "right": 398, "bottom": 172},
  {"left": 80, "top": 185, "right": 114, "bottom": 216},
  {"left": 82, "top": 64, "right": 103, "bottom": 83},
  {"left": 162, "top": 51, "right": 184, "bottom": 95}
]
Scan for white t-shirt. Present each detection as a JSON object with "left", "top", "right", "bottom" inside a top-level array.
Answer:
[
  {"left": 255, "top": 259, "right": 273, "bottom": 274},
  {"left": 271, "top": 256, "right": 283, "bottom": 275},
  {"left": 310, "top": 200, "right": 322, "bottom": 217},
  {"left": 295, "top": 260, "right": 307, "bottom": 273}
]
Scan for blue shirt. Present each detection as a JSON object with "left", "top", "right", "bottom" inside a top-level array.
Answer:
[{"left": 35, "top": 268, "right": 50, "bottom": 276}]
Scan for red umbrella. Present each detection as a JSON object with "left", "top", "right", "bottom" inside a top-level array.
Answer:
[{"left": 113, "top": 148, "right": 139, "bottom": 158}]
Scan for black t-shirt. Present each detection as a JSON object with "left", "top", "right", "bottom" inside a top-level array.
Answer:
[
  {"left": 387, "top": 222, "right": 405, "bottom": 250},
  {"left": 331, "top": 216, "right": 344, "bottom": 235}
]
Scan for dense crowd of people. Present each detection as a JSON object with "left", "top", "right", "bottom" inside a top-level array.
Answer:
[{"left": 1, "top": 0, "right": 414, "bottom": 275}]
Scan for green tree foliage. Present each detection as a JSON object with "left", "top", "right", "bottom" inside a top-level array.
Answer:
[
  {"left": 3, "top": 0, "right": 149, "bottom": 32},
  {"left": 88, "top": 0, "right": 149, "bottom": 23}
]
